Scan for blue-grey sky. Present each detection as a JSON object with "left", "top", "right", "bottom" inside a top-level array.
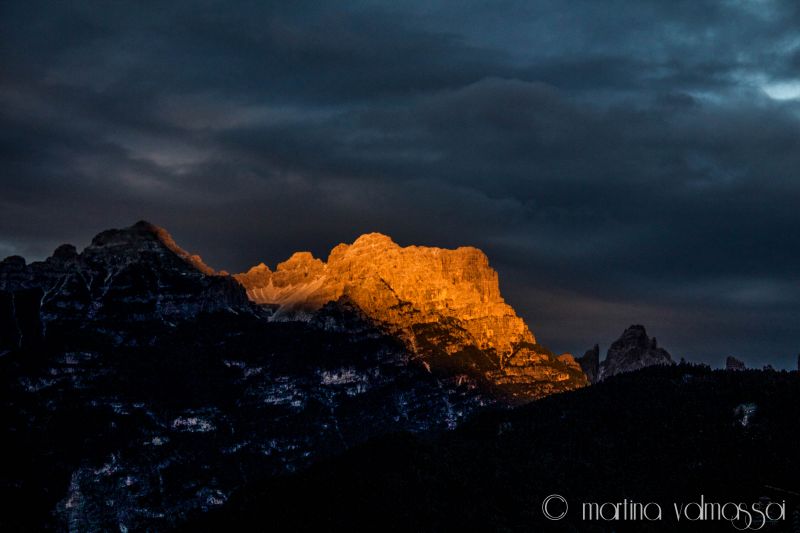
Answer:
[{"left": 2, "top": 0, "right": 800, "bottom": 367}]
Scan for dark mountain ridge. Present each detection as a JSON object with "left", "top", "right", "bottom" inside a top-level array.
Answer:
[{"left": 0, "top": 221, "right": 576, "bottom": 530}]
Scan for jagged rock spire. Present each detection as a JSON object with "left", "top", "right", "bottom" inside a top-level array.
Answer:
[{"left": 597, "top": 325, "right": 674, "bottom": 381}]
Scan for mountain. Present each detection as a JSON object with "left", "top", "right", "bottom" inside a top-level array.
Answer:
[
  {"left": 4, "top": 221, "right": 796, "bottom": 532},
  {"left": 598, "top": 325, "right": 674, "bottom": 380},
  {"left": 726, "top": 355, "right": 746, "bottom": 371},
  {"left": 576, "top": 325, "right": 674, "bottom": 384},
  {"left": 235, "top": 233, "right": 532, "bottom": 353},
  {"left": 0, "top": 221, "right": 584, "bottom": 531},
  {"left": 0, "top": 220, "right": 249, "bottom": 345},
  {"left": 235, "top": 232, "right": 586, "bottom": 400}
]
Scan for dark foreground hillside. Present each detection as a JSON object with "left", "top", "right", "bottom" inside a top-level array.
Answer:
[{"left": 195, "top": 365, "right": 800, "bottom": 532}]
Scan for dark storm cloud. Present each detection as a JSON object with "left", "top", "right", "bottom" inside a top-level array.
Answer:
[{"left": 2, "top": 0, "right": 800, "bottom": 367}]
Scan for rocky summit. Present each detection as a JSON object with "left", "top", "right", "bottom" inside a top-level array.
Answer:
[
  {"left": 235, "top": 233, "right": 532, "bottom": 354},
  {"left": 726, "top": 355, "right": 747, "bottom": 371},
  {"left": 0, "top": 220, "right": 249, "bottom": 344},
  {"left": 597, "top": 324, "right": 674, "bottom": 381},
  {"left": 236, "top": 232, "right": 587, "bottom": 399},
  {"left": 0, "top": 221, "right": 585, "bottom": 530}
]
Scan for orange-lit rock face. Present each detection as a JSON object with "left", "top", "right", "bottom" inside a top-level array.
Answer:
[
  {"left": 237, "top": 233, "right": 588, "bottom": 399},
  {"left": 236, "top": 233, "right": 536, "bottom": 363}
]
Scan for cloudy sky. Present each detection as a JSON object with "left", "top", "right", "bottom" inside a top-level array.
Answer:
[{"left": 2, "top": 0, "right": 800, "bottom": 367}]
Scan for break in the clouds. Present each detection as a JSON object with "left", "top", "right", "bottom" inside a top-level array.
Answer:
[{"left": 2, "top": 0, "right": 800, "bottom": 367}]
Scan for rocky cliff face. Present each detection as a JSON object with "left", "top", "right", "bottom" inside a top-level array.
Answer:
[
  {"left": 236, "top": 233, "right": 533, "bottom": 353},
  {"left": 576, "top": 344, "right": 600, "bottom": 384},
  {"left": 236, "top": 233, "right": 586, "bottom": 400},
  {"left": 597, "top": 325, "right": 674, "bottom": 381}
]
